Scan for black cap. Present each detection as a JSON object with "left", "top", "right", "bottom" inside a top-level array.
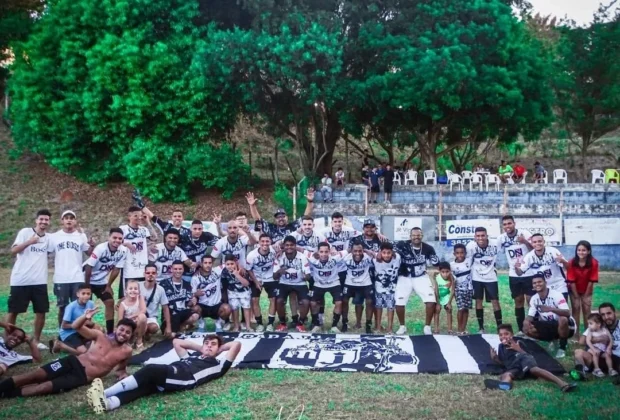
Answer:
[
  {"left": 363, "top": 219, "right": 376, "bottom": 227},
  {"left": 274, "top": 208, "right": 286, "bottom": 217}
]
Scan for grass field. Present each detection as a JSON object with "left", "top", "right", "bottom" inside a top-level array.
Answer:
[{"left": 0, "top": 271, "right": 619, "bottom": 420}]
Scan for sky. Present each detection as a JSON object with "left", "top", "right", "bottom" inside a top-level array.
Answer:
[{"left": 527, "top": 0, "right": 612, "bottom": 25}]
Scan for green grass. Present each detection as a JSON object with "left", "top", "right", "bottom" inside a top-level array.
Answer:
[{"left": 1, "top": 271, "right": 619, "bottom": 420}]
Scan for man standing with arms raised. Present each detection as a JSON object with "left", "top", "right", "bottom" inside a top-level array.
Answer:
[
  {"left": 394, "top": 227, "right": 439, "bottom": 335},
  {"left": 7, "top": 209, "right": 52, "bottom": 350},
  {"left": 118, "top": 206, "right": 153, "bottom": 298},
  {"left": 497, "top": 216, "right": 533, "bottom": 335},
  {"left": 467, "top": 227, "right": 502, "bottom": 333}
]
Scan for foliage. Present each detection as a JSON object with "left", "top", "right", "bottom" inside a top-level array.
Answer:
[
  {"left": 272, "top": 182, "right": 307, "bottom": 220},
  {"left": 8, "top": 0, "right": 244, "bottom": 201}
]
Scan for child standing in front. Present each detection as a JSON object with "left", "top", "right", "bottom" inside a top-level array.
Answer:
[
  {"left": 585, "top": 313, "right": 618, "bottom": 377},
  {"left": 432, "top": 262, "right": 454, "bottom": 334},
  {"left": 451, "top": 244, "right": 473, "bottom": 335},
  {"left": 118, "top": 280, "right": 147, "bottom": 351}
]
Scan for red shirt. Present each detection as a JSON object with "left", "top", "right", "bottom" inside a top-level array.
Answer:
[
  {"left": 567, "top": 258, "right": 599, "bottom": 295},
  {"left": 514, "top": 164, "right": 526, "bottom": 177}
]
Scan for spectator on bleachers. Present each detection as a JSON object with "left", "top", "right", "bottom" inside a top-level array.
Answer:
[
  {"left": 498, "top": 160, "right": 513, "bottom": 183},
  {"left": 335, "top": 168, "right": 345, "bottom": 188},
  {"left": 512, "top": 161, "right": 526, "bottom": 183},
  {"left": 369, "top": 165, "right": 381, "bottom": 203},
  {"left": 474, "top": 163, "right": 485, "bottom": 173},
  {"left": 534, "top": 162, "right": 546, "bottom": 183},
  {"left": 320, "top": 174, "right": 334, "bottom": 203}
]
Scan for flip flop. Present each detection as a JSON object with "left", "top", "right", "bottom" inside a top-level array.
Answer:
[
  {"left": 561, "top": 383, "right": 577, "bottom": 392},
  {"left": 484, "top": 379, "right": 512, "bottom": 391}
]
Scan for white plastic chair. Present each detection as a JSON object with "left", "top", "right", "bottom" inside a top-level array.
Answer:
[
  {"left": 446, "top": 170, "right": 454, "bottom": 180},
  {"left": 393, "top": 171, "right": 402, "bottom": 186},
  {"left": 591, "top": 169, "right": 605, "bottom": 184},
  {"left": 486, "top": 174, "right": 501, "bottom": 191},
  {"left": 520, "top": 171, "right": 528, "bottom": 184},
  {"left": 553, "top": 169, "right": 567, "bottom": 184},
  {"left": 469, "top": 173, "right": 483, "bottom": 191},
  {"left": 404, "top": 170, "right": 418, "bottom": 185},
  {"left": 461, "top": 170, "right": 473, "bottom": 184},
  {"left": 449, "top": 174, "right": 463, "bottom": 191},
  {"left": 423, "top": 170, "right": 437, "bottom": 185},
  {"left": 542, "top": 170, "right": 549, "bottom": 184}
]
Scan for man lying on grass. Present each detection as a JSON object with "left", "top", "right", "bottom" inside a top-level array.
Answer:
[
  {"left": 0, "top": 308, "right": 135, "bottom": 398},
  {"left": 0, "top": 321, "right": 42, "bottom": 377},
  {"left": 87, "top": 335, "right": 241, "bottom": 413},
  {"left": 486, "top": 323, "right": 576, "bottom": 392}
]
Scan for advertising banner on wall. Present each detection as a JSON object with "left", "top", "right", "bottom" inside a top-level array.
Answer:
[
  {"left": 446, "top": 219, "right": 500, "bottom": 246},
  {"left": 393, "top": 217, "right": 424, "bottom": 241},
  {"left": 564, "top": 218, "right": 620, "bottom": 245},
  {"left": 515, "top": 218, "right": 562, "bottom": 246}
]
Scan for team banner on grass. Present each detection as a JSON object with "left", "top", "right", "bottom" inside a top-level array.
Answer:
[
  {"left": 446, "top": 219, "right": 500, "bottom": 246},
  {"left": 130, "top": 332, "right": 564, "bottom": 375}
]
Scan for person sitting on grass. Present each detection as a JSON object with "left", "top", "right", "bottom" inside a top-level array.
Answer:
[
  {"left": 86, "top": 335, "right": 241, "bottom": 413},
  {"left": 486, "top": 323, "right": 577, "bottom": 392},
  {"left": 0, "top": 321, "right": 42, "bottom": 377},
  {"left": 50, "top": 283, "right": 97, "bottom": 355},
  {"left": 432, "top": 262, "right": 455, "bottom": 334},
  {"left": 118, "top": 280, "right": 147, "bottom": 351},
  {"left": 583, "top": 313, "right": 618, "bottom": 378}
]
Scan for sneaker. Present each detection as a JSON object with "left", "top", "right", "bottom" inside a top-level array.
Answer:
[
  {"left": 311, "top": 326, "right": 321, "bottom": 333},
  {"left": 276, "top": 323, "right": 288, "bottom": 332},
  {"left": 223, "top": 323, "right": 232, "bottom": 332},
  {"left": 215, "top": 319, "right": 224, "bottom": 333},
  {"left": 593, "top": 368, "right": 605, "bottom": 377},
  {"left": 478, "top": 329, "right": 486, "bottom": 335},
  {"left": 240, "top": 324, "right": 248, "bottom": 331},
  {"left": 341, "top": 323, "right": 348, "bottom": 333},
  {"left": 255, "top": 324, "right": 265, "bottom": 332},
  {"left": 330, "top": 327, "right": 340, "bottom": 333},
  {"left": 296, "top": 324, "right": 307, "bottom": 333},
  {"left": 197, "top": 319, "right": 206, "bottom": 333},
  {"left": 265, "top": 324, "right": 274, "bottom": 332},
  {"left": 318, "top": 313, "right": 325, "bottom": 326},
  {"left": 36, "top": 342, "right": 49, "bottom": 350},
  {"left": 396, "top": 325, "right": 407, "bottom": 335},
  {"left": 423, "top": 325, "right": 432, "bottom": 335},
  {"left": 555, "top": 349, "right": 566, "bottom": 359},
  {"left": 609, "top": 369, "right": 619, "bottom": 377},
  {"left": 548, "top": 340, "right": 557, "bottom": 353},
  {"left": 86, "top": 378, "right": 108, "bottom": 414}
]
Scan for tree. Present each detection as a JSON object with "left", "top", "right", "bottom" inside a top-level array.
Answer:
[{"left": 8, "top": 0, "right": 246, "bottom": 201}]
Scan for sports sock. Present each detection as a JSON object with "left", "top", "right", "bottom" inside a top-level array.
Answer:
[
  {"left": 332, "top": 313, "right": 341, "bottom": 328},
  {"left": 476, "top": 309, "right": 484, "bottom": 330},
  {"left": 0, "top": 378, "right": 15, "bottom": 393},
  {"left": 106, "top": 319, "right": 115, "bottom": 335},
  {"left": 292, "top": 315, "right": 299, "bottom": 324},
  {"left": 268, "top": 315, "right": 275, "bottom": 326},
  {"left": 107, "top": 396, "right": 121, "bottom": 410},
  {"left": 311, "top": 314, "right": 319, "bottom": 326},
  {"left": 255, "top": 316, "right": 263, "bottom": 326},
  {"left": 105, "top": 376, "right": 138, "bottom": 397},
  {"left": 559, "top": 338, "right": 567, "bottom": 350},
  {"left": 515, "top": 307, "right": 525, "bottom": 332},
  {"left": 493, "top": 310, "right": 503, "bottom": 327}
]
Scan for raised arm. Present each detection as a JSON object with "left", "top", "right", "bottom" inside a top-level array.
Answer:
[
  {"left": 217, "top": 340, "right": 242, "bottom": 362},
  {"left": 173, "top": 338, "right": 203, "bottom": 358},
  {"left": 71, "top": 307, "right": 102, "bottom": 341},
  {"left": 303, "top": 188, "right": 315, "bottom": 216},
  {"left": 245, "top": 192, "right": 262, "bottom": 221}
]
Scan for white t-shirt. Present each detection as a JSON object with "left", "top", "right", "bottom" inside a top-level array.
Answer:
[
  {"left": 583, "top": 321, "right": 620, "bottom": 358},
  {"left": 84, "top": 243, "right": 127, "bottom": 285},
  {"left": 139, "top": 282, "right": 169, "bottom": 319},
  {"left": 520, "top": 247, "right": 567, "bottom": 294},
  {"left": 246, "top": 247, "right": 277, "bottom": 283},
  {"left": 274, "top": 252, "right": 311, "bottom": 286},
  {"left": 10, "top": 228, "right": 49, "bottom": 286},
  {"left": 528, "top": 289, "right": 569, "bottom": 322},
  {"left": 211, "top": 235, "right": 250, "bottom": 269},
  {"left": 120, "top": 224, "right": 151, "bottom": 279},
  {"left": 450, "top": 259, "right": 472, "bottom": 290},
  {"left": 150, "top": 243, "right": 188, "bottom": 282},
  {"left": 335, "top": 171, "right": 345, "bottom": 180},
  {"left": 0, "top": 337, "right": 32, "bottom": 367},
  {"left": 496, "top": 229, "right": 532, "bottom": 277},
  {"left": 344, "top": 253, "right": 374, "bottom": 287},
  {"left": 48, "top": 230, "right": 90, "bottom": 284},
  {"left": 374, "top": 254, "right": 401, "bottom": 294},
  {"left": 321, "top": 177, "right": 332, "bottom": 187},
  {"left": 307, "top": 251, "right": 346, "bottom": 289},
  {"left": 191, "top": 269, "right": 223, "bottom": 306},
  {"left": 466, "top": 241, "right": 499, "bottom": 283}
]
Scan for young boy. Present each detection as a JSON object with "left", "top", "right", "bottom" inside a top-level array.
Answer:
[
  {"left": 50, "top": 283, "right": 96, "bottom": 355},
  {"left": 374, "top": 243, "right": 401, "bottom": 333},
  {"left": 222, "top": 255, "right": 255, "bottom": 332},
  {"left": 487, "top": 324, "right": 577, "bottom": 392},
  {"left": 432, "top": 262, "right": 454, "bottom": 334},
  {"left": 450, "top": 244, "right": 473, "bottom": 335}
]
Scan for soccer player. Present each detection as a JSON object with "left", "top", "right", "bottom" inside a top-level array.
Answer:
[
  {"left": 48, "top": 210, "right": 94, "bottom": 327},
  {"left": 342, "top": 242, "right": 376, "bottom": 334},
  {"left": 306, "top": 242, "right": 346, "bottom": 333},
  {"left": 0, "top": 321, "right": 42, "bottom": 377},
  {"left": 211, "top": 220, "right": 257, "bottom": 269},
  {"left": 394, "top": 227, "right": 439, "bottom": 336},
  {"left": 292, "top": 216, "right": 326, "bottom": 253},
  {"left": 160, "top": 261, "right": 200, "bottom": 333},
  {"left": 192, "top": 255, "right": 231, "bottom": 333},
  {"left": 0, "top": 310, "right": 135, "bottom": 398},
  {"left": 179, "top": 219, "right": 219, "bottom": 282},
  {"left": 373, "top": 243, "right": 400, "bottom": 333},
  {"left": 273, "top": 236, "right": 312, "bottom": 332},
  {"left": 450, "top": 244, "right": 473, "bottom": 335},
  {"left": 83, "top": 228, "right": 127, "bottom": 335},
  {"left": 149, "top": 229, "right": 194, "bottom": 282},
  {"left": 246, "top": 234, "right": 278, "bottom": 331},
  {"left": 497, "top": 216, "right": 533, "bottom": 335},
  {"left": 8, "top": 209, "right": 52, "bottom": 350},
  {"left": 139, "top": 263, "right": 172, "bottom": 339},
  {"left": 466, "top": 227, "right": 502, "bottom": 333},
  {"left": 86, "top": 335, "right": 241, "bottom": 413},
  {"left": 515, "top": 233, "right": 569, "bottom": 298},
  {"left": 141, "top": 206, "right": 190, "bottom": 239},
  {"left": 523, "top": 275, "right": 575, "bottom": 358},
  {"left": 118, "top": 206, "right": 152, "bottom": 298}
]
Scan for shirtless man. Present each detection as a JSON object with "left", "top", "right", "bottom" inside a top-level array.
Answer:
[{"left": 0, "top": 308, "right": 136, "bottom": 398}]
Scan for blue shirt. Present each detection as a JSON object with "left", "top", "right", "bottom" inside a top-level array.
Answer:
[
  {"left": 59, "top": 299, "right": 95, "bottom": 341},
  {"left": 369, "top": 171, "right": 380, "bottom": 187}
]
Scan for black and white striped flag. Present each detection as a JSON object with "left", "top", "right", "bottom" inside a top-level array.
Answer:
[{"left": 130, "top": 332, "right": 564, "bottom": 375}]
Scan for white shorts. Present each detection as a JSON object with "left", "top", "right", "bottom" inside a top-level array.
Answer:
[
  {"left": 548, "top": 281, "right": 568, "bottom": 295},
  {"left": 146, "top": 317, "right": 160, "bottom": 327},
  {"left": 395, "top": 275, "right": 436, "bottom": 305},
  {"left": 229, "top": 295, "right": 251, "bottom": 311}
]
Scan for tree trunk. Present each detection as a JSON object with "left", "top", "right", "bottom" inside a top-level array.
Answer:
[
  {"left": 419, "top": 130, "right": 438, "bottom": 171},
  {"left": 313, "top": 110, "right": 341, "bottom": 176}
]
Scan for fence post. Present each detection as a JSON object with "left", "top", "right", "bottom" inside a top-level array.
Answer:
[
  {"left": 438, "top": 185, "right": 443, "bottom": 241},
  {"left": 293, "top": 186, "right": 297, "bottom": 220}
]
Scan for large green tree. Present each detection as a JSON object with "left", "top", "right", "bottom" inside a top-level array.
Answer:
[{"left": 8, "top": 0, "right": 246, "bottom": 201}]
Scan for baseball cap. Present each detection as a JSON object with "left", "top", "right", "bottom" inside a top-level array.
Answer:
[
  {"left": 363, "top": 219, "right": 376, "bottom": 227},
  {"left": 274, "top": 208, "right": 287, "bottom": 217},
  {"left": 61, "top": 210, "right": 76, "bottom": 218}
]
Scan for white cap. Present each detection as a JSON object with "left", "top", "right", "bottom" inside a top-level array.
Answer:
[{"left": 61, "top": 210, "right": 76, "bottom": 218}]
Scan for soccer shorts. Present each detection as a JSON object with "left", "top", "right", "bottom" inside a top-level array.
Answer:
[
  {"left": 532, "top": 318, "right": 576, "bottom": 341},
  {"left": 508, "top": 276, "right": 534, "bottom": 298},
  {"left": 8, "top": 285, "right": 49, "bottom": 314},
  {"left": 311, "top": 286, "right": 343, "bottom": 303},
  {"left": 90, "top": 284, "right": 114, "bottom": 302},
  {"left": 472, "top": 281, "right": 499, "bottom": 302},
  {"left": 343, "top": 285, "right": 374, "bottom": 301},
  {"left": 275, "top": 284, "right": 309, "bottom": 302},
  {"left": 41, "top": 355, "right": 89, "bottom": 394},
  {"left": 198, "top": 303, "right": 222, "bottom": 320},
  {"left": 395, "top": 275, "right": 436, "bottom": 305}
]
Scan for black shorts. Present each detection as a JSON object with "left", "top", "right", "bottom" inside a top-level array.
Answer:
[
  {"left": 90, "top": 284, "right": 114, "bottom": 302},
  {"left": 261, "top": 282, "right": 279, "bottom": 299},
  {"left": 384, "top": 184, "right": 393, "bottom": 193},
  {"left": 505, "top": 353, "right": 538, "bottom": 380},
  {"left": 531, "top": 318, "right": 576, "bottom": 341},
  {"left": 276, "top": 284, "right": 309, "bottom": 302},
  {"left": 53, "top": 283, "right": 82, "bottom": 308},
  {"left": 41, "top": 355, "right": 89, "bottom": 394},
  {"left": 62, "top": 333, "right": 90, "bottom": 350},
  {"left": 118, "top": 274, "right": 145, "bottom": 299},
  {"left": 167, "top": 309, "right": 194, "bottom": 333},
  {"left": 508, "top": 276, "right": 534, "bottom": 298},
  {"left": 370, "top": 185, "right": 380, "bottom": 193},
  {"left": 199, "top": 303, "right": 222, "bottom": 320},
  {"left": 343, "top": 285, "right": 374, "bottom": 301},
  {"left": 472, "top": 281, "right": 499, "bottom": 302},
  {"left": 311, "top": 286, "right": 343, "bottom": 303},
  {"left": 8, "top": 285, "right": 49, "bottom": 314},
  {"left": 250, "top": 282, "right": 261, "bottom": 298}
]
